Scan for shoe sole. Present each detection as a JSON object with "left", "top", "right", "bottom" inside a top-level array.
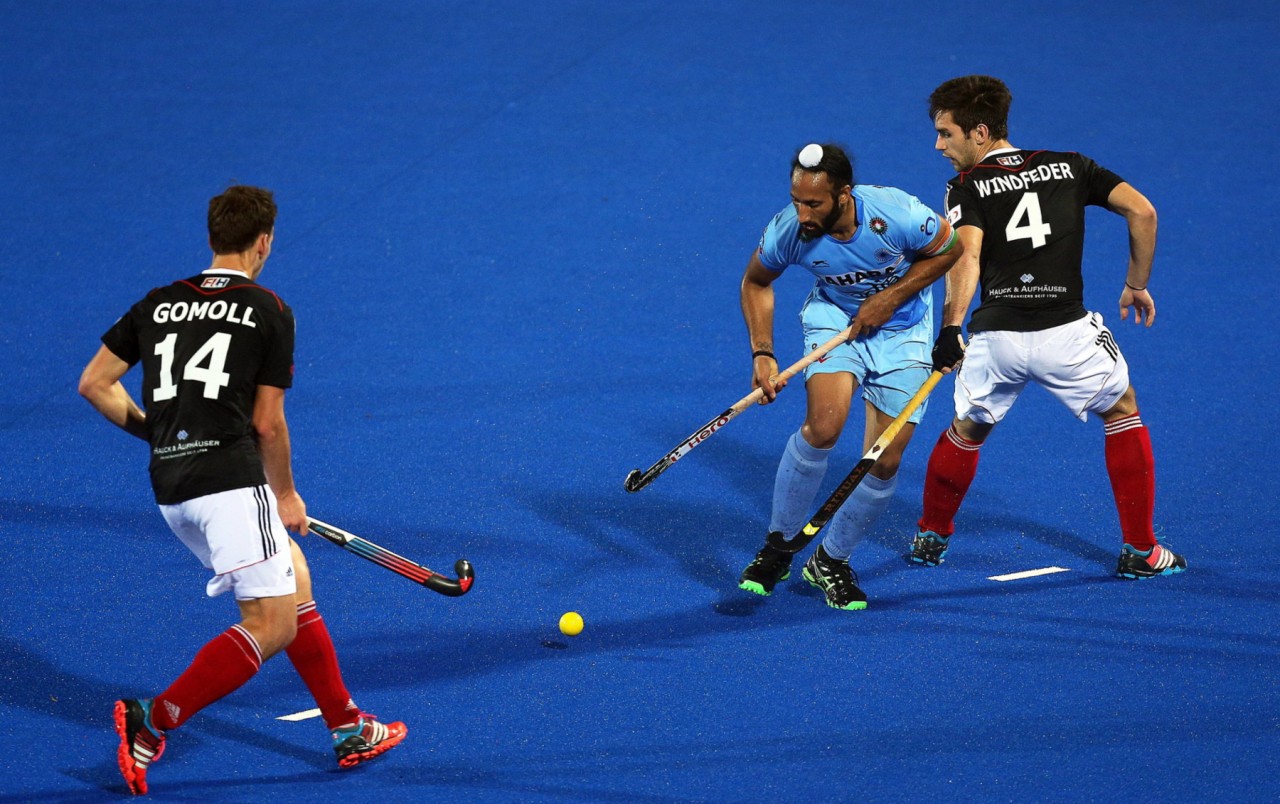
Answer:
[
  {"left": 909, "top": 555, "right": 944, "bottom": 566},
  {"left": 801, "top": 567, "right": 867, "bottom": 611},
  {"left": 1117, "top": 565, "right": 1186, "bottom": 580},
  {"left": 738, "top": 570, "right": 790, "bottom": 597},
  {"left": 113, "top": 700, "right": 149, "bottom": 796},
  {"left": 337, "top": 724, "right": 408, "bottom": 769}
]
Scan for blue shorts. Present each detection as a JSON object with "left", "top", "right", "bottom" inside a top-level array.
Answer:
[{"left": 799, "top": 289, "right": 933, "bottom": 424}]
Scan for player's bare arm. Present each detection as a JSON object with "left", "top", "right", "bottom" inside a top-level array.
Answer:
[
  {"left": 941, "top": 226, "right": 983, "bottom": 328},
  {"left": 740, "top": 252, "right": 785, "bottom": 403},
  {"left": 253, "top": 384, "right": 307, "bottom": 534},
  {"left": 1107, "top": 181, "right": 1158, "bottom": 327},
  {"left": 928, "top": 225, "right": 983, "bottom": 374},
  {"left": 848, "top": 237, "right": 964, "bottom": 338},
  {"left": 78, "top": 345, "right": 148, "bottom": 440}
]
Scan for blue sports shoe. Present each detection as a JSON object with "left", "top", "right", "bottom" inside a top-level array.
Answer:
[{"left": 909, "top": 530, "right": 950, "bottom": 566}]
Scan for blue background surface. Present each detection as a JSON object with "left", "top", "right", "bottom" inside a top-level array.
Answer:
[{"left": 2, "top": 1, "right": 1277, "bottom": 800}]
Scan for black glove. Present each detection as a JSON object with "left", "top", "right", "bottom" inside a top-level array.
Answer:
[{"left": 932, "top": 325, "right": 966, "bottom": 372}]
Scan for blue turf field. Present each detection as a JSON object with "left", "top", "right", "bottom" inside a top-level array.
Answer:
[{"left": 2, "top": 2, "right": 1278, "bottom": 800}]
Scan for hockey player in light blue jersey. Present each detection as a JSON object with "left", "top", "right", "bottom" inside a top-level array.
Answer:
[{"left": 738, "top": 142, "right": 961, "bottom": 610}]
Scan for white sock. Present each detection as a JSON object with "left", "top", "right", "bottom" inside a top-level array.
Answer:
[
  {"left": 820, "top": 472, "right": 897, "bottom": 560},
  {"left": 768, "top": 431, "right": 831, "bottom": 536}
]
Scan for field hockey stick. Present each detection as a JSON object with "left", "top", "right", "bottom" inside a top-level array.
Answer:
[
  {"left": 307, "top": 517, "right": 474, "bottom": 597},
  {"left": 767, "top": 370, "right": 945, "bottom": 554},
  {"left": 623, "top": 325, "right": 857, "bottom": 493}
]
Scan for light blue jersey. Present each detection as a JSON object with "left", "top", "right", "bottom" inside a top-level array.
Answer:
[{"left": 757, "top": 185, "right": 954, "bottom": 331}]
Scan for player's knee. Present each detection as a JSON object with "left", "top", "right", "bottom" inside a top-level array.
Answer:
[
  {"left": 261, "top": 611, "right": 298, "bottom": 657},
  {"left": 240, "top": 598, "right": 299, "bottom": 658},
  {"left": 1102, "top": 386, "right": 1138, "bottom": 420},
  {"left": 800, "top": 421, "right": 841, "bottom": 450},
  {"left": 953, "top": 417, "right": 992, "bottom": 444},
  {"left": 871, "top": 456, "right": 901, "bottom": 478}
]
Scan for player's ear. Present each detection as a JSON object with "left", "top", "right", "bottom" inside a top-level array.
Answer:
[{"left": 973, "top": 123, "right": 990, "bottom": 144}]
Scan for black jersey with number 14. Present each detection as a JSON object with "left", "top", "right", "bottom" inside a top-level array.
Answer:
[
  {"left": 101, "top": 271, "right": 295, "bottom": 505},
  {"left": 944, "top": 149, "right": 1124, "bottom": 333}
]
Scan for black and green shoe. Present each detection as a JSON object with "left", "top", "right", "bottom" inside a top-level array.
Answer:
[
  {"left": 802, "top": 544, "right": 868, "bottom": 611},
  {"left": 738, "top": 539, "right": 793, "bottom": 596}
]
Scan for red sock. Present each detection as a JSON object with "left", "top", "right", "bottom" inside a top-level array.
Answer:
[
  {"left": 151, "top": 625, "right": 263, "bottom": 730},
  {"left": 1104, "top": 412, "right": 1156, "bottom": 550},
  {"left": 918, "top": 425, "right": 982, "bottom": 537},
  {"left": 286, "top": 601, "right": 359, "bottom": 730}
]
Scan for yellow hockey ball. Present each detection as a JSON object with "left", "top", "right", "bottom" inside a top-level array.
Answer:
[{"left": 559, "top": 611, "right": 583, "bottom": 636}]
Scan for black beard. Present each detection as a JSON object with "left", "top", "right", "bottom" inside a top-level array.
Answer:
[{"left": 799, "top": 199, "right": 844, "bottom": 241}]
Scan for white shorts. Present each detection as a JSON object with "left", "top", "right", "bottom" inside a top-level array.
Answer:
[
  {"left": 955, "top": 312, "right": 1130, "bottom": 424},
  {"left": 160, "top": 485, "right": 297, "bottom": 600}
]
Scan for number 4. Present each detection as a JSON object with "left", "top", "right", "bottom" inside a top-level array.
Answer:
[
  {"left": 153, "top": 332, "right": 233, "bottom": 401},
  {"left": 1006, "top": 192, "right": 1052, "bottom": 248}
]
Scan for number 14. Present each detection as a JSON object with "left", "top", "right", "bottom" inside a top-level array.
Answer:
[{"left": 153, "top": 332, "right": 232, "bottom": 401}]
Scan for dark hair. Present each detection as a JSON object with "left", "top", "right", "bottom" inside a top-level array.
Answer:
[
  {"left": 791, "top": 142, "right": 855, "bottom": 191},
  {"left": 208, "top": 185, "right": 277, "bottom": 254},
  {"left": 928, "top": 76, "right": 1012, "bottom": 140}
]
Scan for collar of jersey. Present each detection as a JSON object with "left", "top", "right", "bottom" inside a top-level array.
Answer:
[
  {"left": 821, "top": 193, "right": 863, "bottom": 244},
  {"left": 202, "top": 268, "right": 250, "bottom": 278},
  {"left": 984, "top": 147, "right": 1020, "bottom": 161}
]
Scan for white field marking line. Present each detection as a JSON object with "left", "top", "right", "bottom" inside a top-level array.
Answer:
[
  {"left": 988, "top": 566, "right": 1070, "bottom": 582},
  {"left": 277, "top": 708, "right": 322, "bottom": 722}
]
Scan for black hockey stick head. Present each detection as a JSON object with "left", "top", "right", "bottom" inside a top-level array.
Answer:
[
  {"left": 767, "top": 525, "right": 821, "bottom": 554},
  {"left": 623, "top": 468, "right": 646, "bottom": 493},
  {"left": 434, "top": 559, "right": 474, "bottom": 597},
  {"left": 623, "top": 454, "right": 677, "bottom": 493}
]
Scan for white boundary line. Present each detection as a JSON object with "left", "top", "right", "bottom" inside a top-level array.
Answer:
[
  {"left": 277, "top": 708, "right": 322, "bottom": 722},
  {"left": 988, "top": 566, "right": 1070, "bottom": 582}
]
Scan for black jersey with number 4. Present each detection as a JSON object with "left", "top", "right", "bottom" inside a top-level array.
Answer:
[
  {"left": 944, "top": 149, "right": 1124, "bottom": 333},
  {"left": 101, "top": 270, "right": 295, "bottom": 505}
]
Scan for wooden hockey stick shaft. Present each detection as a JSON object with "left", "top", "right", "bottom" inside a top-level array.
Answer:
[
  {"left": 623, "top": 324, "right": 857, "bottom": 493},
  {"left": 767, "top": 370, "right": 945, "bottom": 554}
]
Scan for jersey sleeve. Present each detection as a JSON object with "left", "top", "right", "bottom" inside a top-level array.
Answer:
[
  {"left": 756, "top": 209, "right": 795, "bottom": 272},
  {"left": 100, "top": 304, "right": 144, "bottom": 366},
  {"left": 1077, "top": 154, "right": 1125, "bottom": 207},
  {"left": 902, "top": 193, "right": 956, "bottom": 258},
  {"left": 255, "top": 302, "right": 295, "bottom": 389},
  {"left": 943, "top": 180, "right": 983, "bottom": 231}
]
